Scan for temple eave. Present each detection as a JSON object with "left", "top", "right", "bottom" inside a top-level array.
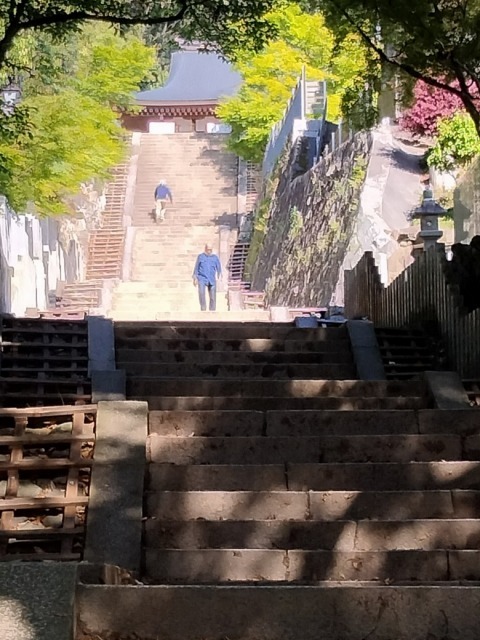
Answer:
[{"left": 139, "top": 104, "right": 218, "bottom": 117}]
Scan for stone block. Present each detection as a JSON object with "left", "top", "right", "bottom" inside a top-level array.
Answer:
[
  {"left": 88, "top": 315, "right": 115, "bottom": 371},
  {"left": 266, "top": 409, "right": 418, "bottom": 436},
  {"left": 288, "top": 462, "right": 377, "bottom": 491},
  {"left": 84, "top": 401, "right": 148, "bottom": 572},
  {"left": 270, "top": 307, "right": 291, "bottom": 322},
  {"left": 309, "top": 490, "right": 454, "bottom": 521},
  {"left": 418, "top": 409, "right": 480, "bottom": 434},
  {"left": 144, "top": 549, "right": 289, "bottom": 582},
  {"left": 449, "top": 550, "right": 480, "bottom": 580},
  {"left": 346, "top": 320, "right": 386, "bottom": 380},
  {"left": 424, "top": 371, "right": 471, "bottom": 410},
  {"left": 355, "top": 519, "right": 480, "bottom": 551},
  {"left": 148, "top": 463, "right": 287, "bottom": 491},
  {"left": 287, "top": 550, "right": 448, "bottom": 582},
  {"left": 135, "top": 394, "right": 425, "bottom": 412},
  {"left": 311, "top": 434, "right": 461, "bottom": 464},
  {"left": 77, "top": 583, "right": 480, "bottom": 640},
  {"left": 148, "top": 410, "right": 264, "bottom": 436},
  {"left": 0, "top": 563, "right": 77, "bottom": 640},
  {"left": 370, "top": 461, "right": 480, "bottom": 491},
  {"left": 144, "top": 520, "right": 356, "bottom": 551},
  {"left": 145, "top": 490, "right": 308, "bottom": 521},
  {"left": 464, "top": 435, "right": 480, "bottom": 459},
  {"left": 451, "top": 490, "right": 480, "bottom": 518},
  {"left": 147, "top": 435, "right": 320, "bottom": 465},
  {"left": 145, "top": 519, "right": 355, "bottom": 551},
  {"left": 91, "top": 369, "right": 126, "bottom": 402}
]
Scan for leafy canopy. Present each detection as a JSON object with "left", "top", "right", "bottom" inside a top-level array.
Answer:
[
  {"left": 0, "top": 0, "right": 281, "bottom": 72},
  {"left": 307, "top": 0, "right": 480, "bottom": 135},
  {"left": 217, "top": 3, "right": 370, "bottom": 162},
  {"left": 0, "top": 25, "right": 156, "bottom": 215},
  {"left": 428, "top": 113, "right": 480, "bottom": 172}
]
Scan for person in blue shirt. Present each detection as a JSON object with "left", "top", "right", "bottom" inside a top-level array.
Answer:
[
  {"left": 192, "top": 244, "right": 222, "bottom": 311},
  {"left": 153, "top": 180, "right": 173, "bottom": 222}
]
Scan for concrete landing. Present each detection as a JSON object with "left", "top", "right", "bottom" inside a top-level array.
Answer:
[
  {"left": 77, "top": 584, "right": 480, "bottom": 640},
  {"left": 0, "top": 563, "right": 77, "bottom": 640}
]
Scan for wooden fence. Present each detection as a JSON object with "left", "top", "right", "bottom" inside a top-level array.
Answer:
[{"left": 344, "top": 248, "right": 480, "bottom": 378}]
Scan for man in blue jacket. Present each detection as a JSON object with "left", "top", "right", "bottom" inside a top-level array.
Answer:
[
  {"left": 154, "top": 180, "right": 173, "bottom": 222},
  {"left": 193, "top": 243, "right": 222, "bottom": 311}
]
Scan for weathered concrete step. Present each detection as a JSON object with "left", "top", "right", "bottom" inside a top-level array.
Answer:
[
  {"left": 115, "top": 338, "right": 350, "bottom": 353},
  {"left": 147, "top": 461, "right": 477, "bottom": 491},
  {"left": 142, "top": 548, "right": 475, "bottom": 582},
  {"left": 144, "top": 486, "right": 480, "bottom": 519},
  {"left": 146, "top": 434, "right": 460, "bottom": 464},
  {"left": 129, "top": 379, "right": 422, "bottom": 398},
  {"left": 147, "top": 409, "right": 440, "bottom": 437},
  {"left": 123, "top": 363, "right": 356, "bottom": 378},
  {"left": 143, "top": 518, "right": 480, "bottom": 551},
  {"left": 136, "top": 395, "right": 426, "bottom": 411},
  {"left": 114, "top": 325, "right": 347, "bottom": 341},
  {"left": 147, "top": 461, "right": 480, "bottom": 493},
  {"left": 118, "top": 349, "right": 351, "bottom": 365},
  {"left": 76, "top": 582, "right": 480, "bottom": 640}
]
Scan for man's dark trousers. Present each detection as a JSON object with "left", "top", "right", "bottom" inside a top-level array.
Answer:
[{"left": 198, "top": 280, "right": 216, "bottom": 311}]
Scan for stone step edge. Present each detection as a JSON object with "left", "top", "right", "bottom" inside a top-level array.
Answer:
[{"left": 142, "top": 548, "right": 480, "bottom": 582}]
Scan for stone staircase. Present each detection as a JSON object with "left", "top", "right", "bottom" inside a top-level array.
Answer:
[
  {"left": 59, "top": 162, "right": 129, "bottom": 312},
  {"left": 109, "top": 133, "right": 240, "bottom": 320},
  {"left": 113, "top": 321, "right": 480, "bottom": 587},
  {"left": 76, "top": 319, "right": 480, "bottom": 639}
]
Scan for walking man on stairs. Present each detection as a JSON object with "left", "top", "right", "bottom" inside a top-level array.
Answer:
[
  {"left": 193, "top": 244, "right": 222, "bottom": 311},
  {"left": 153, "top": 179, "right": 173, "bottom": 222}
]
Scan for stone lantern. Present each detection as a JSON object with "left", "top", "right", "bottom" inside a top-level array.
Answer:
[{"left": 413, "top": 187, "right": 445, "bottom": 250}]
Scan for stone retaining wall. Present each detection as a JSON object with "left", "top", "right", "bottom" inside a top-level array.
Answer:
[{"left": 250, "top": 132, "right": 371, "bottom": 307}]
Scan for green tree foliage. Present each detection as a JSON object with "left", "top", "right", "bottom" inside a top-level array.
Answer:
[
  {"left": 308, "top": 0, "right": 480, "bottom": 136},
  {"left": 0, "top": 0, "right": 281, "bottom": 73},
  {"left": 428, "top": 113, "right": 480, "bottom": 172},
  {"left": 217, "top": 3, "right": 370, "bottom": 162},
  {"left": 73, "top": 26, "right": 157, "bottom": 108},
  {"left": 0, "top": 26, "right": 156, "bottom": 215}
]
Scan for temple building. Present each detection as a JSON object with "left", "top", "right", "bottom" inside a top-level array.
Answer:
[{"left": 123, "top": 50, "right": 241, "bottom": 134}]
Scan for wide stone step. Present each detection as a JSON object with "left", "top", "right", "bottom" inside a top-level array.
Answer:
[
  {"left": 114, "top": 325, "right": 348, "bottom": 341},
  {"left": 146, "top": 461, "right": 480, "bottom": 492},
  {"left": 147, "top": 409, "right": 449, "bottom": 437},
  {"left": 147, "top": 460, "right": 476, "bottom": 490},
  {"left": 123, "top": 363, "right": 356, "bottom": 378},
  {"left": 143, "top": 518, "right": 480, "bottom": 551},
  {"left": 77, "top": 582, "right": 480, "bottom": 640},
  {"left": 262, "top": 409, "right": 480, "bottom": 437},
  {"left": 118, "top": 349, "right": 351, "bottom": 365},
  {"left": 145, "top": 488, "right": 480, "bottom": 524},
  {"left": 129, "top": 379, "right": 421, "bottom": 398},
  {"left": 116, "top": 338, "right": 350, "bottom": 353},
  {"left": 146, "top": 434, "right": 460, "bottom": 464},
  {"left": 136, "top": 395, "right": 426, "bottom": 411},
  {"left": 143, "top": 548, "right": 474, "bottom": 582}
]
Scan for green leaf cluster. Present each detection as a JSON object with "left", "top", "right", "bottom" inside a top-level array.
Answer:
[
  {"left": 0, "top": 0, "right": 282, "bottom": 75},
  {"left": 308, "top": 0, "right": 480, "bottom": 136},
  {"left": 0, "top": 25, "right": 156, "bottom": 215},
  {"left": 427, "top": 113, "right": 480, "bottom": 172},
  {"left": 217, "top": 3, "right": 371, "bottom": 162}
]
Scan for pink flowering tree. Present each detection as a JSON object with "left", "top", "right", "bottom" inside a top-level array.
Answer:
[{"left": 400, "top": 81, "right": 464, "bottom": 137}]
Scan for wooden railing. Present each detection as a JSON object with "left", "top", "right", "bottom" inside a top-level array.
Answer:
[{"left": 344, "top": 248, "right": 480, "bottom": 377}]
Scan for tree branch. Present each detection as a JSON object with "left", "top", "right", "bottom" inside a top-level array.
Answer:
[
  {"left": 16, "top": 1, "right": 189, "bottom": 32},
  {"left": 336, "top": 5, "right": 468, "bottom": 100}
]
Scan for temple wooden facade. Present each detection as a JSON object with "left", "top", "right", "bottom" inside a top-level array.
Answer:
[{"left": 123, "top": 51, "right": 241, "bottom": 134}]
